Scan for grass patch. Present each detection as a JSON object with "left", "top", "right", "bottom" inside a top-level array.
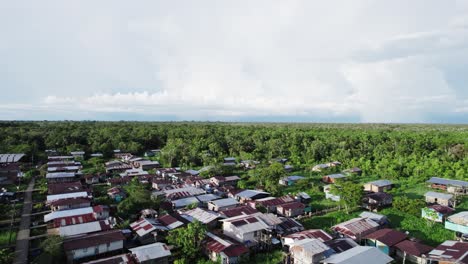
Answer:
[
  {"left": 247, "top": 250, "right": 284, "bottom": 264},
  {"left": 0, "top": 230, "right": 17, "bottom": 246},
  {"left": 380, "top": 208, "right": 455, "bottom": 247}
]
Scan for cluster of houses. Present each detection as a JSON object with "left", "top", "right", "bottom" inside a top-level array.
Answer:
[
  {"left": 0, "top": 153, "right": 25, "bottom": 185},
  {"left": 36, "top": 152, "right": 468, "bottom": 264}
]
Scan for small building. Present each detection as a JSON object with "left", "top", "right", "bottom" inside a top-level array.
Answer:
[
  {"left": 250, "top": 195, "right": 296, "bottom": 213},
  {"left": 427, "top": 177, "right": 468, "bottom": 195},
  {"left": 49, "top": 197, "right": 91, "bottom": 211},
  {"left": 70, "top": 151, "right": 85, "bottom": 159},
  {"left": 425, "top": 191, "right": 454, "bottom": 207},
  {"left": 46, "top": 191, "right": 89, "bottom": 203},
  {"left": 324, "top": 238, "right": 359, "bottom": 253},
  {"left": 444, "top": 211, "right": 468, "bottom": 236},
  {"left": 359, "top": 212, "right": 388, "bottom": 226},
  {"left": 235, "top": 190, "right": 270, "bottom": 203},
  {"left": 210, "top": 176, "right": 241, "bottom": 187},
  {"left": 172, "top": 196, "right": 200, "bottom": 209},
  {"left": 324, "top": 185, "right": 340, "bottom": 201},
  {"left": 203, "top": 232, "right": 249, "bottom": 264},
  {"left": 90, "top": 153, "right": 103, "bottom": 158},
  {"left": 46, "top": 172, "right": 78, "bottom": 183},
  {"left": 152, "top": 179, "right": 172, "bottom": 190},
  {"left": 48, "top": 220, "right": 112, "bottom": 238},
  {"left": 421, "top": 205, "right": 455, "bottom": 223},
  {"left": 284, "top": 165, "right": 294, "bottom": 172},
  {"left": 331, "top": 218, "right": 379, "bottom": 242},
  {"left": 63, "top": 230, "right": 125, "bottom": 262},
  {"left": 364, "top": 180, "right": 392, "bottom": 193},
  {"left": 219, "top": 205, "right": 259, "bottom": 218},
  {"left": 362, "top": 192, "right": 393, "bottom": 211},
  {"left": 279, "top": 175, "right": 305, "bottom": 186},
  {"left": 343, "top": 167, "right": 362, "bottom": 176},
  {"left": 277, "top": 201, "right": 305, "bottom": 217},
  {"left": 296, "top": 192, "right": 311, "bottom": 204},
  {"left": 221, "top": 214, "right": 269, "bottom": 247},
  {"left": 289, "top": 238, "right": 335, "bottom": 264},
  {"left": 208, "top": 198, "right": 239, "bottom": 212},
  {"left": 223, "top": 157, "right": 237, "bottom": 166},
  {"left": 129, "top": 242, "right": 172, "bottom": 264},
  {"left": 427, "top": 240, "right": 468, "bottom": 263},
  {"left": 44, "top": 206, "right": 109, "bottom": 228},
  {"left": 282, "top": 229, "right": 333, "bottom": 248},
  {"left": 107, "top": 187, "right": 126, "bottom": 202},
  {"left": 134, "top": 160, "right": 161, "bottom": 171},
  {"left": 394, "top": 240, "right": 433, "bottom": 264},
  {"left": 163, "top": 187, "right": 206, "bottom": 200},
  {"left": 47, "top": 181, "right": 84, "bottom": 195},
  {"left": 180, "top": 208, "right": 221, "bottom": 228},
  {"left": 322, "top": 174, "right": 346, "bottom": 184},
  {"left": 312, "top": 164, "right": 329, "bottom": 172},
  {"left": 321, "top": 246, "right": 393, "bottom": 264},
  {"left": 363, "top": 228, "right": 407, "bottom": 255},
  {"left": 196, "top": 193, "right": 221, "bottom": 207},
  {"left": 84, "top": 174, "right": 99, "bottom": 185}
]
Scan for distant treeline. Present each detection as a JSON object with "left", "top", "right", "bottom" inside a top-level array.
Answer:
[{"left": 0, "top": 121, "right": 466, "bottom": 182}]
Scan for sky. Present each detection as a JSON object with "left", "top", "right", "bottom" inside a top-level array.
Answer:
[{"left": 1, "top": 1, "right": 468, "bottom": 123}]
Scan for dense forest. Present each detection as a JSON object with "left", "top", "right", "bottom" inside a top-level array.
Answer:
[{"left": 0, "top": 121, "right": 466, "bottom": 184}]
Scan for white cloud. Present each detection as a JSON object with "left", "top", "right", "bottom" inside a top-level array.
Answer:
[{"left": 1, "top": 1, "right": 467, "bottom": 122}]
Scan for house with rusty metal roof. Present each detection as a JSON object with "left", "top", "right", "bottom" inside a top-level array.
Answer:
[
  {"left": 427, "top": 177, "right": 468, "bottom": 195},
  {"left": 394, "top": 240, "right": 433, "bottom": 264},
  {"left": 282, "top": 229, "right": 333, "bottom": 247},
  {"left": 289, "top": 238, "right": 335, "bottom": 264},
  {"left": 427, "top": 240, "right": 468, "bottom": 263},
  {"left": 221, "top": 213, "right": 270, "bottom": 247},
  {"left": 180, "top": 207, "right": 221, "bottom": 227},
  {"left": 203, "top": 232, "right": 249, "bottom": 263},
  {"left": 363, "top": 228, "right": 407, "bottom": 255},
  {"left": 63, "top": 230, "right": 125, "bottom": 262},
  {"left": 218, "top": 205, "right": 259, "bottom": 218},
  {"left": 331, "top": 217, "right": 379, "bottom": 242}
]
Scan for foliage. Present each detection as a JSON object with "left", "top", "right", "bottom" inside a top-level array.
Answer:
[
  {"left": 167, "top": 221, "right": 207, "bottom": 261},
  {"left": 0, "top": 249, "right": 13, "bottom": 264},
  {"left": 0, "top": 230, "right": 16, "bottom": 246},
  {"left": 253, "top": 163, "right": 286, "bottom": 195},
  {"left": 300, "top": 210, "right": 362, "bottom": 233},
  {"left": 422, "top": 207, "right": 439, "bottom": 226},
  {"left": 330, "top": 179, "right": 363, "bottom": 214},
  {"left": 40, "top": 235, "right": 63, "bottom": 258},
  {"left": 240, "top": 250, "right": 284, "bottom": 264},
  {"left": 117, "top": 178, "right": 158, "bottom": 218},
  {"left": 393, "top": 196, "right": 426, "bottom": 216}
]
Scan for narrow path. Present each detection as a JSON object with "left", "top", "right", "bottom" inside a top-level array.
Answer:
[{"left": 13, "top": 177, "right": 35, "bottom": 264}]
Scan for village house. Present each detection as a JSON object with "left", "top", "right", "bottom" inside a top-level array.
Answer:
[
  {"left": 362, "top": 192, "right": 393, "bottom": 211},
  {"left": 235, "top": 189, "right": 270, "bottom": 203},
  {"left": 249, "top": 195, "right": 296, "bottom": 213},
  {"left": 203, "top": 232, "right": 249, "bottom": 264},
  {"left": 46, "top": 172, "right": 79, "bottom": 183},
  {"left": 427, "top": 240, "right": 468, "bottom": 263},
  {"left": 0, "top": 153, "right": 25, "bottom": 185},
  {"left": 49, "top": 197, "right": 92, "bottom": 211},
  {"left": 208, "top": 198, "right": 239, "bottom": 212},
  {"left": 276, "top": 201, "right": 305, "bottom": 217},
  {"left": 84, "top": 174, "right": 99, "bottom": 184},
  {"left": 331, "top": 217, "right": 380, "bottom": 242},
  {"left": 394, "top": 240, "right": 433, "bottom": 264},
  {"left": 130, "top": 215, "right": 186, "bottom": 244},
  {"left": 279, "top": 175, "right": 305, "bottom": 186},
  {"left": 240, "top": 160, "right": 259, "bottom": 170},
  {"left": 276, "top": 217, "right": 305, "bottom": 236},
  {"left": 47, "top": 191, "right": 90, "bottom": 203},
  {"left": 221, "top": 213, "right": 270, "bottom": 247},
  {"left": 219, "top": 205, "right": 259, "bottom": 218},
  {"left": 107, "top": 187, "right": 126, "bottom": 202},
  {"left": 133, "top": 159, "right": 160, "bottom": 171},
  {"left": 44, "top": 205, "right": 109, "bottom": 228},
  {"left": 363, "top": 228, "right": 407, "bottom": 255},
  {"left": 163, "top": 186, "right": 206, "bottom": 200},
  {"left": 129, "top": 242, "right": 172, "bottom": 264},
  {"left": 195, "top": 193, "right": 221, "bottom": 207},
  {"left": 63, "top": 229, "right": 125, "bottom": 262},
  {"left": 312, "top": 163, "right": 329, "bottom": 172},
  {"left": 282, "top": 229, "right": 333, "bottom": 248},
  {"left": 210, "top": 175, "right": 241, "bottom": 187},
  {"left": 343, "top": 167, "right": 363, "bottom": 176},
  {"left": 321, "top": 246, "right": 393, "bottom": 264},
  {"left": 47, "top": 164, "right": 82, "bottom": 173},
  {"left": 105, "top": 160, "right": 132, "bottom": 174},
  {"left": 180, "top": 207, "right": 221, "bottom": 228},
  {"left": 324, "top": 185, "right": 340, "bottom": 201},
  {"left": 288, "top": 238, "right": 335, "bottom": 264},
  {"left": 172, "top": 196, "right": 200, "bottom": 209},
  {"left": 107, "top": 176, "right": 132, "bottom": 186},
  {"left": 364, "top": 180, "right": 393, "bottom": 193},
  {"left": 322, "top": 174, "right": 347, "bottom": 184},
  {"left": 324, "top": 238, "right": 359, "bottom": 254},
  {"left": 425, "top": 191, "right": 454, "bottom": 207},
  {"left": 427, "top": 177, "right": 468, "bottom": 195},
  {"left": 70, "top": 151, "right": 85, "bottom": 159},
  {"left": 120, "top": 168, "right": 149, "bottom": 177},
  {"left": 48, "top": 155, "right": 75, "bottom": 162},
  {"left": 223, "top": 157, "right": 237, "bottom": 166},
  {"left": 152, "top": 179, "right": 172, "bottom": 190},
  {"left": 421, "top": 204, "right": 455, "bottom": 223},
  {"left": 359, "top": 212, "right": 389, "bottom": 226},
  {"left": 284, "top": 165, "right": 294, "bottom": 172},
  {"left": 48, "top": 181, "right": 85, "bottom": 195},
  {"left": 296, "top": 192, "right": 311, "bottom": 204},
  {"left": 444, "top": 211, "right": 468, "bottom": 237},
  {"left": 48, "top": 219, "right": 112, "bottom": 238},
  {"left": 81, "top": 253, "right": 135, "bottom": 264}
]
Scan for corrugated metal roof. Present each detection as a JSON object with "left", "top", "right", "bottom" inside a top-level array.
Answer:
[
  {"left": 196, "top": 194, "right": 221, "bottom": 203},
  {"left": 172, "top": 196, "right": 199, "bottom": 208},
  {"left": 44, "top": 207, "right": 94, "bottom": 222},
  {"left": 284, "top": 229, "right": 332, "bottom": 244},
  {"left": 47, "top": 166, "right": 80, "bottom": 172},
  {"left": 46, "top": 172, "right": 76, "bottom": 179},
  {"left": 236, "top": 189, "right": 270, "bottom": 199},
  {"left": 367, "top": 180, "right": 392, "bottom": 187},
  {"left": 427, "top": 177, "right": 468, "bottom": 187},
  {"left": 209, "top": 198, "right": 239, "bottom": 208},
  {"left": 0, "top": 154, "right": 25, "bottom": 163},
  {"left": 332, "top": 218, "right": 379, "bottom": 238},
  {"left": 180, "top": 208, "right": 220, "bottom": 224},
  {"left": 57, "top": 220, "right": 111, "bottom": 237},
  {"left": 425, "top": 191, "right": 453, "bottom": 200},
  {"left": 130, "top": 242, "right": 171, "bottom": 262},
  {"left": 321, "top": 246, "right": 393, "bottom": 264},
  {"left": 47, "top": 191, "right": 88, "bottom": 202},
  {"left": 290, "top": 238, "right": 332, "bottom": 256},
  {"left": 447, "top": 211, "right": 468, "bottom": 226},
  {"left": 223, "top": 214, "right": 269, "bottom": 234}
]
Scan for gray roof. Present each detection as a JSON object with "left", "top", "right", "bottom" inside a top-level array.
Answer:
[
  {"left": 427, "top": 177, "right": 468, "bottom": 187},
  {"left": 209, "top": 198, "right": 239, "bottom": 208},
  {"left": 172, "top": 197, "right": 199, "bottom": 208},
  {"left": 367, "top": 180, "right": 392, "bottom": 187},
  {"left": 425, "top": 191, "right": 453, "bottom": 200},
  {"left": 328, "top": 174, "right": 346, "bottom": 179},
  {"left": 236, "top": 189, "right": 270, "bottom": 199},
  {"left": 195, "top": 194, "right": 221, "bottom": 203},
  {"left": 320, "top": 246, "right": 393, "bottom": 264},
  {"left": 0, "top": 154, "right": 25, "bottom": 163}
]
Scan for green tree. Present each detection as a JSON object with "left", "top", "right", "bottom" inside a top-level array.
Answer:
[
  {"left": 167, "top": 221, "right": 207, "bottom": 261},
  {"left": 40, "top": 235, "right": 63, "bottom": 258},
  {"left": 330, "top": 180, "right": 363, "bottom": 214},
  {"left": 0, "top": 249, "right": 13, "bottom": 264},
  {"left": 393, "top": 196, "right": 426, "bottom": 216}
]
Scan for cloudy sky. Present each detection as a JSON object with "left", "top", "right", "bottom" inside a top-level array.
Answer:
[{"left": 1, "top": 1, "right": 468, "bottom": 123}]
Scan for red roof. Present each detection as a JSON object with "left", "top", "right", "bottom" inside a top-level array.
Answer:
[
  {"left": 284, "top": 229, "right": 333, "bottom": 242},
  {"left": 49, "top": 197, "right": 91, "bottom": 207},
  {"left": 428, "top": 204, "right": 455, "bottom": 215},
  {"left": 223, "top": 245, "right": 249, "bottom": 257},
  {"left": 394, "top": 240, "right": 433, "bottom": 257},
  {"left": 48, "top": 181, "right": 83, "bottom": 194},
  {"left": 278, "top": 201, "right": 305, "bottom": 210},
  {"left": 364, "top": 228, "right": 407, "bottom": 246},
  {"left": 63, "top": 230, "right": 125, "bottom": 251},
  {"left": 256, "top": 195, "right": 296, "bottom": 207},
  {"left": 220, "top": 205, "right": 258, "bottom": 218}
]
